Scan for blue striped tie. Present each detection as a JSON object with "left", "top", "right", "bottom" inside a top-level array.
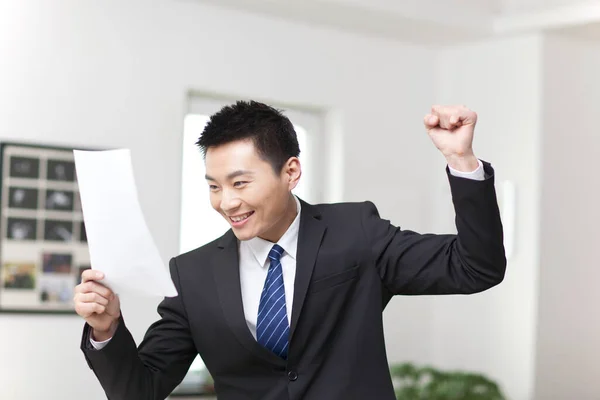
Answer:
[{"left": 256, "top": 244, "right": 289, "bottom": 359}]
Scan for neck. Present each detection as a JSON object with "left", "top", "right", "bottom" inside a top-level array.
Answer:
[{"left": 259, "top": 194, "right": 298, "bottom": 243}]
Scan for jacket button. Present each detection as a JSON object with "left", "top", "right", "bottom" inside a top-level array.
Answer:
[{"left": 288, "top": 371, "right": 298, "bottom": 381}]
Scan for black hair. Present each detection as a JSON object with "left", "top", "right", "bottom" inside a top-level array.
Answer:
[{"left": 196, "top": 100, "right": 300, "bottom": 173}]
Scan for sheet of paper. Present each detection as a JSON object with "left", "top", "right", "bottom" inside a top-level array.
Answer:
[{"left": 73, "top": 149, "right": 178, "bottom": 297}]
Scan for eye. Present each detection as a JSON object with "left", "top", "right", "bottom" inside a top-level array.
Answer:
[
  {"left": 233, "top": 181, "right": 248, "bottom": 188},
  {"left": 208, "top": 185, "right": 219, "bottom": 191}
]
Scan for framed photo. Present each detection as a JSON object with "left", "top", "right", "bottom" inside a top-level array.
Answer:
[{"left": 0, "top": 142, "right": 91, "bottom": 313}]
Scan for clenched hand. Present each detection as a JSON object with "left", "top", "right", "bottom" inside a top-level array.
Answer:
[{"left": 74, "top": 269, "right": 120, "bottom": 342}]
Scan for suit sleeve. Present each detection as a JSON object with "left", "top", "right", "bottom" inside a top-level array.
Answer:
[
  {"left": 81, "top": 257, "right": 197, "bottom": 400},
  {"left": 362, "top": 160, "right": 507, "bottom": 296}
]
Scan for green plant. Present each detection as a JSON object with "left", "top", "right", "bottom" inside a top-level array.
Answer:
[{"left": 389, "top": 362, "right": 506, "bottom": 400}]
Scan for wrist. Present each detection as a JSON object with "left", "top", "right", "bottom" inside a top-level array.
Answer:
[
  {"left": 92, "top": 320, "right": 119, "bottom": 342},
  {"left": 445, "top": 152, "right": 479, "bottom": 172}
]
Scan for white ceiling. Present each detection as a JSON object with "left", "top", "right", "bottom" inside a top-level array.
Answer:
[{"left": 193, "top": 0, "right": 600, "bottom": 44}]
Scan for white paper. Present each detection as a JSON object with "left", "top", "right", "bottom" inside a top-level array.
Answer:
[{"left": 73, "top": 149, "right": 178, "bottom": 297}]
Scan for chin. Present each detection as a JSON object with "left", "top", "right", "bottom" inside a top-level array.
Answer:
[{"left": 231, "top": 228, "right": 256, "bottom": 242}]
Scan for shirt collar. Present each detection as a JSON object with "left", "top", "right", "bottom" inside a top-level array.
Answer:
[{"left": 245, "top": 196, "right": 301, "bottom": 267}]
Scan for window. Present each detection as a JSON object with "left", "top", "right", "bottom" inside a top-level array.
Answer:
[{"left": 179, "top": 114, "right": 227, "bottom": 254}]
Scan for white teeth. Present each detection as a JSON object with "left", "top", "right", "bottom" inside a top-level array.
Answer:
[{"left": 231, "top": 212, "right": 251, "bottom": 222}]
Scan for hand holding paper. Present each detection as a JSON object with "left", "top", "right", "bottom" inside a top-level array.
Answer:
[{"left": 73, "top": 149, "right": 177, "bottom": 298}]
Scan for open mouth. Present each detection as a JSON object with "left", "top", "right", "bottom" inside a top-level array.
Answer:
[{"left": 229, "top": 211, "right": 254, "bottom": 226}]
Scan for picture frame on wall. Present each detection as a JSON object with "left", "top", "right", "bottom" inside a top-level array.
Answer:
[{"left": 0, "top": 142, "right": 91, "bottom": 314}]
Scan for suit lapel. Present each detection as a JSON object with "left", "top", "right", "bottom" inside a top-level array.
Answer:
[
  {"left": 212, "top": 230, "right": 286, "bottom": 367},
  {"left": 289, "top": 200, "right": 326, "bottom": 341}
]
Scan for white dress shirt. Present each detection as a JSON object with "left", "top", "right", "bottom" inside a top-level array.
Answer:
[
  {"left": 239, "top": 195, "right": 301, "bottom": 339},
  {"left": 90, "top": 160, "right": 484, "bottom": 349}
]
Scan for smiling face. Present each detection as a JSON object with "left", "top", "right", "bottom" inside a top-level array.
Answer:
[{"left": 205, "top": 139, "right": 301, "bottom": 243}]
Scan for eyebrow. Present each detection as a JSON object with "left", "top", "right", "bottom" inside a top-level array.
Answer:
[{"left": 205, "top": 170, "right": 254, "bottom": 181}]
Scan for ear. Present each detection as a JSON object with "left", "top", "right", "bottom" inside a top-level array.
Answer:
[{"left": 282, "top": 157, "right": 301, "bottom": 191}]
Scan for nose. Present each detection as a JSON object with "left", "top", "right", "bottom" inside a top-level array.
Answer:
[{"left": 220, "top": 189, "right": 241, "bottom": 213}]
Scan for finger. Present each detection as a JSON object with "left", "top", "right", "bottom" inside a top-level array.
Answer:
[
  {"left": 423, "top": 114, "right": 439, "bottom": 129},
  {"left": 446, "top": 115, "right": 463, "bottom": 130},
  {"left": 459, "top": 109, "right": 477, "bottom": 125},
  {"left": 431, "top": 105, "right": 454, "bottom": 129},
  {"left": 81, "top": 269, "right": 104, "bottom": 284},
  {"left": 75, "top": 302, "right": 106, "bottom": 318},
  {"left": 75, "top": 278, "right": 107, "bottom": 295},
  {"left": 74, "top": 292, "right": 110, "bottom": 306},
  {"left": 432, "top": 106, "right": 476, "bottom": 129},
  {"left": 79, "top": 281, "right": 114, "bottom": 299},
  {"left": 448, "top": 108, "right": 476, "bottom": 125},
  {"left": 431, "top": 105, "right": 446, "bottom": 115},
  {"left": 432, "top": 105, "right": 456, "bottom": 129},
  {"left": 432, "top": 105, "right": 467, "bottom": 115}
]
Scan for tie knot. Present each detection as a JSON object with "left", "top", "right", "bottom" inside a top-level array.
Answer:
[{"left": 268, "top": 244, "right": 284, "bottom": 262}]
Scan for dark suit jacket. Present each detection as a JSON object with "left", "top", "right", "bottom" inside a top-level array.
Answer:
[{"left": 81, "top": 161, "right": 506, "bottom": 400}]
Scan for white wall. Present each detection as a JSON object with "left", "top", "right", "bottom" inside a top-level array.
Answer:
[
  {"left": 500, "top": 0, "right": 590, "bottom": 13},
  {"left": 533, "top": 34, "right": 600, "bottom": 400},
  {"left": 431, "top": 35, "right": 543, "bottom": 400},
  {"left": 0, "top": 0, "right": 437, "bottom": 398}
]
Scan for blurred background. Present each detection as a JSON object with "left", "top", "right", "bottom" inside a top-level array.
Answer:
[{"left": 0, "top": 0, "right": 598, "bottom": 399}]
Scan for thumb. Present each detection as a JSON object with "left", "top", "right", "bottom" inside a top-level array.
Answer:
[{"left": 424, "top": 114, "right": 439, "bottom": 131}]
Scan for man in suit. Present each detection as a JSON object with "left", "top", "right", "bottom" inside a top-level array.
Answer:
[{"left": 75, "top": 101, "right": 506, "bottom": 399}]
